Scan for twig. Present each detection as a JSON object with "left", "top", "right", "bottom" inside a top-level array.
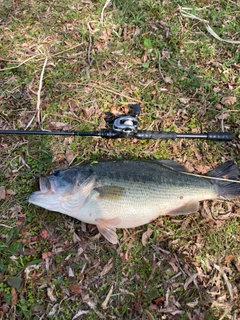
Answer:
[
  {"left": 179, "top": 6, "right": 240, "bottom": 44},
  {"left": 49, "top": 42, "right": 84, "bottom": 58},
  {"left": 0, "top": 55, "right": 40, "bottom": 71},
  {"left": 158, "top": 50, "right": 165, "bottom": 81},
  {"left": 101, "top": 285, "right": 114, "bottom": 309},
  {"left": 87, "top": 36, "right": 92, "bottom": 66},
  {"left": 25, "top": 57, "right": 48, "bottom": 130},
  {"left": 0, "top": 43, "right": 84, "bottom": 72},
  {"left": 0, "top": 224, "right": 13, "bottom": 229},
  {"left": 89, "top": 82, "right": 142, "bottom": 103},
  {"left": 59, "top": 81, "right": 142, "bottom": 103},
  {"left": 100, "top": 0, "right": 111, "bottom": 24},
  {"left": 86, "top": 36, "right": 93, "bottom": 79}
]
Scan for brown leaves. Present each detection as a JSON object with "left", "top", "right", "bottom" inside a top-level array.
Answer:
[
  {"left": 0, "top": 186, "right": 6, "bottom": 200},
  {"left": 40, "top": 229, "right": 48, "bottom": 239},
  {"left": 69, "top": 283, "right": 82, "bottom": 294},
  {"left": 142, "top": 228, "right": 154, "bottom": 246},
  {"left": 221, "top": 96, "right": 237, "bottom": 106}
]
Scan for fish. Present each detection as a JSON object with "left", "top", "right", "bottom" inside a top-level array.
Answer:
[{"left": 28, "top": 160, "right": 240, "bottom": 244}]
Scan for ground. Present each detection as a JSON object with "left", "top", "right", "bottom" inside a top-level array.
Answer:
[{"left": 0, "top": 0, "right": 240, "bottom": 319}]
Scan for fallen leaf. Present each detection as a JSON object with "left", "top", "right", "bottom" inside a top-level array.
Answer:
[
  {"left": 40, "top": 229, "right": 48, "bottom": 239},
  {"left": 6, "top": 189, "right": 17, "bottom": 195},
  {"left": 164, "top": 76, "right": 173, "bottom": 84},
  {"left": 153, "top": 297, "right": 165, "bottom": 304},
  {"left": 72, "top": 310, "right": 89, "bottom": 320},
  {"left": 186, "top": 298, "right": 199, "bottom": 308},
  {"left": 50, "top": 121, "right": 69, "bottom": 129},
  {"left": 69, "top": 283, "right": 82, "bottom": 294},
  {"left": 224, "top": 254, "right": 234, "bottom": 265},
  {"left": 11, "top": 288, "right": 18, "bottom": 306},
  {"left": 179, "top": 97, "right": 190, "bottom": 104},
  {"left": 47, "top": 304, "right": 59, "bottom": 317},
  {"left": 184, "top": 273, "right": 199, "bottom": 290},
  {"left": 221, "top": 96, "right": 237, "bottom": 106},
  {"left": 7, "top": 276, "right": 22, "bottom": 289},
  {"left": 42, "top": 251, "right": 52, "bottom": 259},
  {"left": 0, "top": 186, "right": 6, "bottom": 200},
  {"left": 142, "top": 228, "right": 154, "bottom": 246},
  {"left": 100, "top": 258, "right": 113, "bottom": 277},
  {"left": 66, "top": 149, "right": 75, "bottom": 164},
  {"left": 47, "top": 287, "right": 57, "bottom": 302}
]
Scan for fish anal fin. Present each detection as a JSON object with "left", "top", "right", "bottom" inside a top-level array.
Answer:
[
  {"left": 97, "top": 224, "right": 119, "bottom": 244},
  {"left": 167, "top": 201, "right": 199, "bottom": 216},
  {"left": 94, "top": 186, "right": 125, "bottom": 200}
]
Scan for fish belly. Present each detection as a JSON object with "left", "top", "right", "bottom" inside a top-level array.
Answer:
[{"left": 76, "top": 182, "right": 217, "bottom": 228}]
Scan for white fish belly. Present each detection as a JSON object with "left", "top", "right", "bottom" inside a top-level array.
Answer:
[{"left": 75, "top": 185, "right": 217, "bottom": 228}]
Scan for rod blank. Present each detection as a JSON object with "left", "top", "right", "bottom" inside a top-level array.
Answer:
[{"left": 0, "top": 129, "right": 233, "bottom": 141}]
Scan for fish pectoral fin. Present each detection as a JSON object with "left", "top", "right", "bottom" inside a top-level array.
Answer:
[
  {"left": 167, "top": 201, "right": 199, "bottom": 216},
  {"left": 94, "top": 186, "right": 125, "bottom": 200},
  {"left": 96, "top": 223, "right": 119, "bottom": 244},
  {"left": 96, "top": 217, "right": 121, "bottom": 227}
]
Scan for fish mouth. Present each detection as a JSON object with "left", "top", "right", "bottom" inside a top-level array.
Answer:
[
  {"left": 39, "top": 177, "right": 51, "bottom": 193},
  {"left": 38, "top": 177, "right": 57, "bottom": 194},
  {"left": 28, "top": 177, "right": 60, "bottom": 209}
]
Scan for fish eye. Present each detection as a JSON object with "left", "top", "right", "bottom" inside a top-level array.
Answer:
[{"left": 53, "top": 170, "right": 60, "bottom": 176}]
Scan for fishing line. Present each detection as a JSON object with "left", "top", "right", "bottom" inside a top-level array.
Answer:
[{"left": 181, "top": 172, "right": 240, "bottom": 184}]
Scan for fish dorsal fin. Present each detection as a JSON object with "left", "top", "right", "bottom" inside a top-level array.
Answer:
[
  {"left": 96, "top": 217, "right": 121, "bottom": 244},
  {"left": 154, "top": 160, "right": 189, "bottom": 172},
  {"left": 167, "top": 201, "right": 199, "bottom": 216},
  {"left": 94, "top": 186, "right": 125, "bottom": 200}
]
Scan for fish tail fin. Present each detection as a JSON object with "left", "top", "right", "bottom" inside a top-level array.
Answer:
[{"left": 207, "top": 161, "right": 240, "bottom": 199}]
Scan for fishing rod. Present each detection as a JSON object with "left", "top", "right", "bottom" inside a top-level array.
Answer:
[{"left": 0, "top": 104, "right": 233, "bottom": 141}]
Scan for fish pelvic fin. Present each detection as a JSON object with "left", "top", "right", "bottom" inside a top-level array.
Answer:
[
  {"left": 207, "top": 161, "right": 240, "bottom": 199},
  {"left": 96, "top": 217, "right": 121, "bottom": 244},
  {"left": 167, "top": 201, "right": 199, "bottom": 216}
]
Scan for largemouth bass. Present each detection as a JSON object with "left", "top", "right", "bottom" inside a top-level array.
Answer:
[{"left": 28, "top": 160, "right": 240, "bottom": 244}]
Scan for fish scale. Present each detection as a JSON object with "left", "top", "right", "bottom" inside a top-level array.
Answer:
[{"left": 29, "top": 160, "right": 240, "bottom": 244}]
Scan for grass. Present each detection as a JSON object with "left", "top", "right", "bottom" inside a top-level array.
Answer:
[{"left": 0, "top": 0, "right": 240, "bottom": 319}]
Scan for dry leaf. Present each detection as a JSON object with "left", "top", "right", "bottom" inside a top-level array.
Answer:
[
  {"left": 69, "top": 283, "right": 82, "bottom": 294},
  {"left": 42, "top": 251, "right": 52, "bottom": 259},
  {"left": 142, "top": 228, "right": 154, "bottom": 246},
  {"left": 221, "top": 96, "right": 237, "bottom": 106},
  {"left": 72, "top": 310, "right": 89, "bottom": 320},
  {"left": 66, "top": 149, "right": 75, "bottom": 164},
  {"left": 40, "top": 229, "right": 48, "bottom": 239},
  {"left": 179, "top": 97, "right": 190, "bottom": 104},
  {"left": 6, "top": 189, "right": 17, "bottom": 195},
  {"left": 100, "top": 258, "right": 113, "bottom": 277},
  {"left": 11, "top": 288, "right": 18, "bottom": 306},
  {"left": 224, "top": 254, "right": 234, "bottom": 265},
  {"left": 0, "top": 186, "right": 6, "bottom": 200},
  {"left": 50, "top": 121, "right": 69, "bottom": 129},
  {"left": 164, "top": 76, "right": 173, "bottom": 84},
  {"left": 184, "top": 273, "right": 199, "bottom": 290},
  {"left": 47, "top": 287, "right": 57, "bottom": 302}
]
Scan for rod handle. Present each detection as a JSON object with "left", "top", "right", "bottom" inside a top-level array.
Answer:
[{"left": 207, "top": 132, "right": 233, "bottom": 141}]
